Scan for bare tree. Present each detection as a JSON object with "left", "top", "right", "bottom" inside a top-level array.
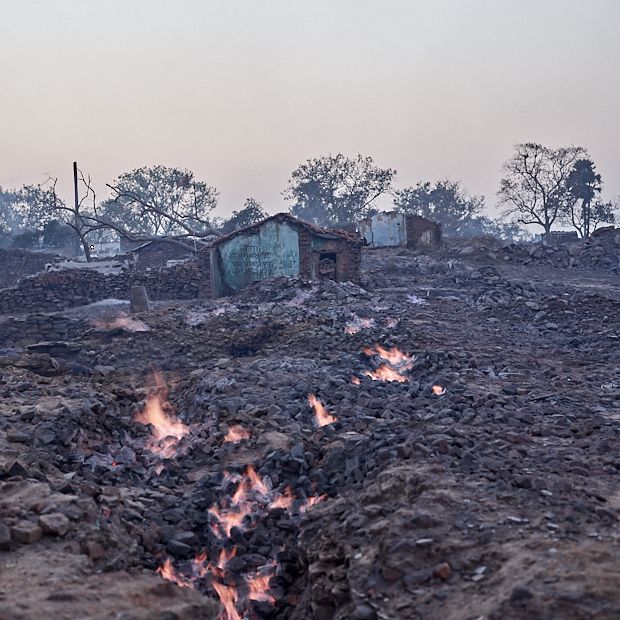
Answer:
[{"left": 499, "top": 143, "right": 588, "bottom": 237}]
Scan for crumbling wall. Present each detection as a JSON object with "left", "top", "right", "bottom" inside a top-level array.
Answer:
[
  {"left": 298, "top": 230, "right": 361, "bottom": 284},
  {"left": 359, "top": 212, "right": 406, "bottom": 247},
  {"left": 213, "top": 220, "right": 301, "bottom": 296},
  {"left": 405, "top": 215, "right": 442, "bottom": 249},
  {"left": 0, "top": 249, "right": 59, "bottom": 288},
  {"left": 0, "top": 262, "right": 206, "bottom": 315}
]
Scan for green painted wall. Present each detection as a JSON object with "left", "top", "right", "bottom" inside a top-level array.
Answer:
[{"left": 217, "top": 220, "right": 300, "bottom": 292}]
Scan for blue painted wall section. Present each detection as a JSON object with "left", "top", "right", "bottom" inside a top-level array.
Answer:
[
  {"left": 217, "top": 220, "right": 300, "bottom": 292},
  {"left": 360, "top": 212, "right": 406, "bottom": 247}
]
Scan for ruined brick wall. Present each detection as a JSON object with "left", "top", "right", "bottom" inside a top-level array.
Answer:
[
  {"left": 405, "top": 215, "right": 442, "bottom": 249},
  {"left": 0, "top": 262, "right": 204, "bottom": 315},
  {"left": 298, "top": 230, "right": 361, "bottom": 284},
  {"left": 298, "top": 229, "right": 313, "bottom": 279},
  {"left": 0, "top": 249, "right": 60, "bottom": 289},
  {"left": 133, "top": 242, "right": 197, "bottom": 270},
  {"left": 195, "top": 247, "right": 212, "bottom": 298}
]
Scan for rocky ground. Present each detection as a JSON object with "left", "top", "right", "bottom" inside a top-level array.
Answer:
[{"left": 1, "top": 240, "right": 620, "bottom": 620}]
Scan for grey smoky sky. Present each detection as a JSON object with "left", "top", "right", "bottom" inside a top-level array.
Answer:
[{"left": 1, "top": 0, "right": 619, "bottom": 217}]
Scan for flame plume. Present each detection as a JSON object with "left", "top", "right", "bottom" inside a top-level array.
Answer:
[
  {"left": 134, "top": 373, "right": 189, "bottom": 459},
  {"left": 361, "top": 343, "right": 415, "bottom": 383},
  {"left": 246, "top": 563, "right": 277, "bottom": 604},
  {"left": 308, "top": 394, "right": 337, "bottom": 427},
  {"left": 224, "top": 425, "right": 250, "bottom": 443},
  {"left": 156, "top": 559, "right": 192, "bottom": 588},
  {"left": 364, "top": 365, "right": 409, "bottom": 383}
]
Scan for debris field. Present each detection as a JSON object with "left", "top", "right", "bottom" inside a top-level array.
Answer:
[{"left": 1, "top": 241, "right": 620, "bottom": 620}]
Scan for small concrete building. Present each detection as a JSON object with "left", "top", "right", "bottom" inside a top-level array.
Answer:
[
  {"left": 206, "top": 213, "right": 362, "bottom": 298},
  {"left": 360, "top": 212, "right": 441, "bottom": 249}
]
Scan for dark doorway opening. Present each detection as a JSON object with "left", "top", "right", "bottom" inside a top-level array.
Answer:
[{"left": 318, "top": 252, "right": 337, "bottom": 280}]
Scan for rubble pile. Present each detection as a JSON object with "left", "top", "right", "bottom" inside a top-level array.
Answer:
[
  {"left": 1, "top": 246, "right": 620, "bottom": 619},
  {"left": 445, "top": 227, "right": 620, "bottom": 272},
  {"left": 0, "top": 261, "right": 205, "bottom": 314}
]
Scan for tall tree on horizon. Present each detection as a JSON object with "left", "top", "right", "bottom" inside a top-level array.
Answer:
[{"left": 284, "top": 154, "right": 395, "bottom": 227}]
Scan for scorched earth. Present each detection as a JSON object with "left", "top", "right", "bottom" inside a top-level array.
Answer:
[{"left": 1, "top": 241, "right": 620, "bottom": 620}]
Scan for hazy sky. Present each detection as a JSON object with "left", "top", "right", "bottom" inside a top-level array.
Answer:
[{"left": 1, "top": 0, "right": 619, "bottom": 219}]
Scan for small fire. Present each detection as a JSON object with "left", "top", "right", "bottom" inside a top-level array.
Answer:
[
  {"left": 216, "top": 547, "right": 237, "bottom": 570},
  {"left": 135, "top": 373, "right": 189, "bottom": 459},
  {"left": 246, "top": 563, "right": 277, "bottom": 604},
  {"left": 364, "top": 365, "right": 409, "bottom": 383},
  {"left": 269, "top": 486, "right": 294, "bottom": 511},
  {"left": 93, "top": 314, "right": 150, "bottom": 332},
  {"left": 363, "top": 344, "right": 414, "bottom": 367},
  {"left": 298, "top": 494, "right": 327, "bottom": 514},
  {"left": 432, "top": 385, "right": 446, "bottom": 395},
  {"left": 224, "top": 425, "right": 250, "bottom": 443},
  {"left": 308, "top": 394, "right": 337, "bottom": 427},
  {"left": 351, "top": 376, "right": 361, "bottom": 385},
  {"left": 362, "top": 344, "right": 414, "bottom": 383},
  {"left": 212, "top": 580, "right": 242, "bottom": 620},
  {"left": 344, "top": 315, "right": 375, "bottom": 334},
  {"left": 210, "top": 465, "right": 271, "bottom": 538},
  {"left": 156, "top": 558, "right": 192, "bottom": 588}
]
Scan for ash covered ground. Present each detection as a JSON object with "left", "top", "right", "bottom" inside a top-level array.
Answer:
[{"left": 1, "top": 241, "right": 620, "bottom": 620}]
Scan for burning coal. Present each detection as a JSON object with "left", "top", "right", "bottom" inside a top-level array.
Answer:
[
  {"left": 432, "top": 385, "right": 446, "bottom": 395},
  {"left": 344, "top": 315, "right": 375, "bottom": 334},
  {"left": 157, "top": 462, "right": 326, "bottom": 619},
  {"left": 224, "top": 425, "right": 250, "bottom": 443},
  {"left": 359, "top": 344, "right": 415, "bottom": 383},
  {"left": 308, "top": 394, "right": 337, "bottom": 427},
  {"left": 134, "top": 373, "right": 189, "bottom": 460}
]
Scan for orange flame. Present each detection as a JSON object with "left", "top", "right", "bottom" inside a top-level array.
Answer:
[
  {"left": 432, "top": 385, "right": 446, "bottom": 395},
  {"left": 156, "top": 558, "right": 192, "bottom": 588},
  {"left": 351, "top": 376, "right": 361, "bottom": 385},
  {"left": 269, "top": 486, "right": 294, "bottom": 511},
  {"left": 246, "top": 563, "right": 276, "bottom": 604},
  {"left": 299, "top": 494, "right": 327, "bottom": 514},
  {"left": 135, "top": 374, "right": 189, "bottom": 459},
  {"left": 210, "top": 465, "right": 270, "bottom": 538},
  {"left": 209, "top": 504, "right": 253, "bottom": 538},
  {"left": 363, "top": 344, "right": 414, "bottom": 367},
  {"left": 224, "top": 425, "right": 250, "bottom": 443},
  {"left": 364, "top": 365, "right": 409, "bottom": 383},
  {"left": 212, "top": 580, "right": 242, "bottom": 620},
  {"left": 217, "top": 547, "right": 237, "bottom": 570},
  {"left": 362, "top": 344, "right": 414, "bottom": 383},
  {"left": 308, "top": 394, "right": 337, "bottom": 427}
]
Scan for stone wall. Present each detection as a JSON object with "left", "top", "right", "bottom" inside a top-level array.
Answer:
[
  {"left": 0, "top": 314, "right": 86, "bottom": 347},
  {"left": 0, "top": 261, "right": 211, "bottom": 315},
  {"left": 0, "top": 249, "right": 60, "bottom": 289}
]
